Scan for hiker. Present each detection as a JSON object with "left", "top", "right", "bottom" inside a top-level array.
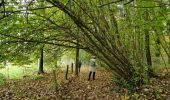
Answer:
[
  {"left": 88, "top": 56, "right": 96, "bottom": 81},
  {"left": 78, "top": 60, "right": 82, "bottom": 73}
]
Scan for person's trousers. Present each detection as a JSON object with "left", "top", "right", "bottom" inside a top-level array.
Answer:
[{"left": 88, "top": 71, "right": 95, "bottom": 80}]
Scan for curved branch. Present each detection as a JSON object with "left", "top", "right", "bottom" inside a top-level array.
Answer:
[
  {"left": 0, "top": 33, "right": 87, "bottom": 49},
  {"left": 124, "top": 0, "right": 134, "bottom": 5}
]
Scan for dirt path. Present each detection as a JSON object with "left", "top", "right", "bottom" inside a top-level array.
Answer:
[{"left": 56, "top": 66, "right": 118, "bottom": 99}]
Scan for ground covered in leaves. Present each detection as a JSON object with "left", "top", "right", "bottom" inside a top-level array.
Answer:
[{"left": 0, "top": 66, "right": 170, "bottom": 100}]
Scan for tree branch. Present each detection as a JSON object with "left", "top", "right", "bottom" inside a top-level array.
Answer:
[
  {"left": 99, "top": 0, "right": 124, "bottom": 7},
  {"left": 131, "top": 4, "right": 168, "bottom": 8},
  {"left": 0, "top": 33, "right": 87, "bottom": 49},
  {"left": 124, "top": 0, "right": 134, "bottom": 5}
]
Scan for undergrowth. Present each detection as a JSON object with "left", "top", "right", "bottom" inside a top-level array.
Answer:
[{"left": 112, "top": 66, "right": 149, "bottom": 92}]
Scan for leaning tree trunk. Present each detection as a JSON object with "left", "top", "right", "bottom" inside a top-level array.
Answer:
[
  {"left": 167, "top": 21, "right": 170, "bottom": 64},
  {"left": 46, "top": 0, "right": 133, "bottom": 79},
  {"left": 38, "top": 47, "right": 44, "bottom": 74}
]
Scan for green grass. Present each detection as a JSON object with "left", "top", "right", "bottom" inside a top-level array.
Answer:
[{"left": 0, "top": 65, "right": 38, "bottom": 79}]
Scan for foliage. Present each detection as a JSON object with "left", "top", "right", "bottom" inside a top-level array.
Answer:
[
  {"left": 0, "top": 64, "right": 5, "bottom": 69},
  {"left": 0, "top": 65, "right": 37, "bottom": 79},
  {"left": 112, "top": 66, "right": 149, "bottom": 91},
  {"left": 79, "top": 50, "right": 91, "bottom": 64},
  {"left": 0, "top": 73, "right": 5, "bottom": 85},
  {"left": 0, "top": 0, "right": 169, "bottom": 89}
]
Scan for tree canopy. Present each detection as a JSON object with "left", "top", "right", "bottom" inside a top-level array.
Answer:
[{"left": 0, "top": 0, "right": 170, "bottom": 85}]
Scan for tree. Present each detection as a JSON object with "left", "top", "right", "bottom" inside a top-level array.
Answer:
[
  {"left": 38, "top": 46, "right": 44, "bottom": 74},
  {"left": 143, "top": 10, "right": 153, "bottom": 77},
  {"left": 0, "top": 0, "right": 169, "bottom": 88}
]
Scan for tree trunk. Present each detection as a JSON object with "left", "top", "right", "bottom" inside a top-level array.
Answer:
[
  {"left": 75, "top": 43, "right": 79, "bottom": 76},
  {"left": 168, "top": 0, "right": 170, "bottom": 64},
  {"left": 52, "top": 70, "right": 58, "bottom": 92},
  {"left": 155, "top": 34, "right": 161, "bottom": 57},
  {"left": 65, "top": 65, "right": 69, "bottom": 80},
  {"left": 169, "top": 35, "right": 170, "bottom": 64},
  {"left": 144, "top": 11, "right": 153, "bottom": 77},
  {"left": 38, "top": 47, "right": 44, "bottom": 74},
  {"left": 167, "top": 21, "right": 170, "bottom": 64},
  {"left": 145, "top": 30, "right": 152, "bottom": 66},
  {"left": 153, "top": 28, "right": 161, "bottom": 63},
  {"left": 168, "top": 25, "right": 170, "bottom": 64},
  {"left": 71, "top": 62, "right": 73, "bottom": 73}
]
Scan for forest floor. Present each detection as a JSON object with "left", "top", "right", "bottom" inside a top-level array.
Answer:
[{"left": 0, "top": 66, "right": 170, "bottom": 100}]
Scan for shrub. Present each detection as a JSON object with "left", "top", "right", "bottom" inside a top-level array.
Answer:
[{"left": 112, "top": 66, "right": 149, "bottom": 92}]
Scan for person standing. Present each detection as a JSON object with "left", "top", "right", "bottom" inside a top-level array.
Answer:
[{"left": 88, "top": 56, "right": 96, "bottom": 81}]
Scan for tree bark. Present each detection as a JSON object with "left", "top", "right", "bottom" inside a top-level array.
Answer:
[
  {"left": 169, "top": 36, "right": 170, "bottom": 64},
  {"left": 167, "top": 18, "right": 170, "bottom": 64},
  {"left": 65, "top": 65, "right": 69, "bottom": 80},
  {"left": 52, "top": 70, "right": 58, "bottom": 92},
  {"left": 144, "top": 11, "right": 153, "bottom": 77},
  {"left": 71, "top": 62, "right": 73, "bottom": 73},
  {"left": 168, "top": 0, "right": 170, "bottom": 64},
  {"left": 168, "top": 22, "right": 170, "bottom": 64},
  {"left": 75, "top": 41, "right": 80, "bottom": 76},
  {"left": 38, "top": 47, "right": 44, "bottom": 74},
  {"left": 145, "top": 30, "right": 152, "bottom": 66}
]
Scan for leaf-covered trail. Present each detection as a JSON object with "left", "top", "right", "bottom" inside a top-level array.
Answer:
[
  {"left": 0, "top": 66, "right": 170, "bottom": 100},
  {"left": 0, "top": 66, "right": 119, "bottom": 100},
  {"left": 56, "top": 66, "right": 118, "bottom": 99}
]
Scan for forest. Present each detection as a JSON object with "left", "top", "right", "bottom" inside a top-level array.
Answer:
[{"left": 0, "top": 0, "right": 170, "bottom": 99}]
